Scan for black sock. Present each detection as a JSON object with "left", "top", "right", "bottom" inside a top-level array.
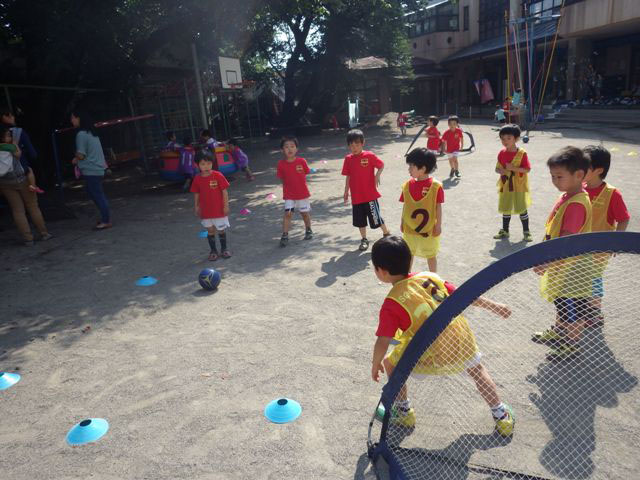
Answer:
[
  {"left": 219, "top": 232, "right": 227, "bottom": 251},
  {"left": 502, "top": 215, "right": 511, "bottom": 231},
  {"left": 207, "top": 235, "right": 218, "bottom": 253},
  {"left": 520, "top": 211, "right": 529, "bottom": 232}
]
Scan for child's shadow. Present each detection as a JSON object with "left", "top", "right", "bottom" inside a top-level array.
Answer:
[
  {"left": 442, "top": 177, "right": 460, "bottom": 190},
  {"left": 315, "top": 250, "right": 370, "bottom": 288}
]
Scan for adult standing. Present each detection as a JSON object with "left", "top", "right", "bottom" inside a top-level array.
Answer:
[
  {"left": 0, "top": 108, "right": 38, "bottom": 170},
  {"left": 70, "top": 108, "right": 111, "bottom": 230}
]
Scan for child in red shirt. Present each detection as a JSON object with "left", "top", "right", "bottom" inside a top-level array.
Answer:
[
  {"left": 425, "top": 115, "right": 440, "bottom": 154},
  {"left": 397, "top": 112, "right": 407, "bottom": 136},
  {"left": 277, "top": 136, "right": 312, "bottom": 247},
  {"left": 190, "top": 152, "right": 231, "bottom": 261},
  {"left": 440, "top": 115, "right": 464, "bottom": 179},
  {"left": 342, "top": 129, "right": 390, "bottom": 251}
]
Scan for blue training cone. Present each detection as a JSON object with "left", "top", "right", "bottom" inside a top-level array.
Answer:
[
  {"left": 66, "top": 418, "right": 109, "bottom": 446},
  {"left": 135, "top": 276, "right": 157, "bottom": 286},
  {"left": 0, "top": 372, "right": 21, "bottom": 390},
  {"left": 199, "top": 230, "right": 208, "bottom": 238},
  {"left": 264, "top": 398, "right": 302, "bottom": 424},
  {"left": 310, "top": 168, "right": 317, "bottom": 173}
]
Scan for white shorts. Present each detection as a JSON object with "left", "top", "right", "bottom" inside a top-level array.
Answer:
[
  {"left": 201, "top": 217, "right": 230, "bottom": 230},
  {"left": 284, "top": 198, "right": 311, "bottom": 213},
  {"left": 408, "top": 351, "right": 483, "bottom": 381},
  {"left": 428, "top": 149, "right": 440, "bottom": 155},
  {"left": 447, "top": 151, "right": 459, "bottom": 158}
]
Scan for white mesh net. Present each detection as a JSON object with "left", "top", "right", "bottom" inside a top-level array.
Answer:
[{"left": 370, "top": 249, "right": 640, "bottom": 480}]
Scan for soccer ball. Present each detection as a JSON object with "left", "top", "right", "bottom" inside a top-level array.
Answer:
[
  {"left": 522, "top": 135, "right": 529, "bottom": 143},
  {"left": 198, "top": 268, "right": 221, "bottom": 291}
]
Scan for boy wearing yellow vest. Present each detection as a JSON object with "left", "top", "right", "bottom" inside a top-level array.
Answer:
[
  {"left": 493, "top": 124, "right": 532, "bottom": 242},
  {"left": 532, "top": 147, "right": 593, "bottom": 361},
  {"left": 400, "top": 148, "right": 443, "bottom": 272},
  {"left": 370, "top": 236, "right": 515, "bottom": 436},
  {"left": 583, "top": 145, "right": 630, "bottom": 327}
]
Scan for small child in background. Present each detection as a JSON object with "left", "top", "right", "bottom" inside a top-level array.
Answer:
[
  {"left": 425, "top": 116, "right": 441, "bottom": 155},
  {"left": 494, "top": 124, "right": 532, "bottom": 242},
  {"left": 277, "top": 136, "right": 313, "bottom": 246},
  {"left": 201, "top": 129, "right": 218, "bottom": 149},
  {"left": 342, "top": 129, "right": 390, "bottom": 251},
  {"left": 370, "top": 236, "right": 515, "bottom": 436},
  {"left": 494, "top": 105, "right": 506, "bottom": 124},
  {"left": 227, "top": 139, "right": 255, "bottom": 182},
  {"left": 191, "top": 151, "right": 231, "bottom": 261},
  {"left": 165, "top": 131, "right": 182, "bottom": 151},
  {"left": 400, "top": 148, "right": 443, "bottom": 272},
  {"left": 440, "top": 115, "right": 464, "bottom": 179},
  {"left": 533, "top": 146, "right": 593, "bottom": 361},
  {"left": 179, "top": 138, "right": 197, "bottom": 191},
  {"left": 397, "top": 112, "right": 408, "bottom": 136},
  {"left": 582, "top": 145, "right": 630, "bottom": 327},
  {"left": 0, "top": 127, "right": 42, "bottom": 193}
]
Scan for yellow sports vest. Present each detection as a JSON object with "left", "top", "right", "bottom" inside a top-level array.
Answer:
[
  {"left": 401, "top": 179, "right": 441, "bottom": 237},
  {"left": 387, "top": 272, "right": 478, "bottom": 375},
  {"left": 590, "top": 183, "right": 616, "bottom": 232},
  {"left": 496, "top": 148, "right": 529, "bottom": 194},
  {"left": 540, "top": 192, "right": 594, "bottom": 301}
]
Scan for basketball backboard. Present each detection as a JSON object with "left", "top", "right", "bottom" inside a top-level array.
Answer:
[{"left": 219, "top": 57, "right": 243, "bottom": 89}]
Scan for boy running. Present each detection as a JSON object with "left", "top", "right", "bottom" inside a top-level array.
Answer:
[
  {"left": 342, "top": 129, "right": 390, "bottom": 251},
  {"left": 277, "top": 136, "right": 313, "bottom": 247},
  {"left": 440, "top": 115, "right": 464, "bottom": 178},
  {"left": 533, "top": 146, "right": 593, "bottom": 361},
  {"left": 191, "top": 152, "right": 231, "bottom": 261},
  {"left": 425, "top": 116, "right": 441, "bottom": 155},
  {"left": 370, "top": 236, "right": 515, "bottom": 436},
  {"left": 494, "top": 124, "right": 533, "bottom": 242},
  {"left": 400, "top": 148, "right": 443, "bottom": 272}
]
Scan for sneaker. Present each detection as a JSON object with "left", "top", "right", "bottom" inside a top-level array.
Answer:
[
  {"left": 375, "top": 404, "right": 416, "bottom": 428},
  {"left": 532, "top": 327, "right": 565, "bottom": 344},
  {"left": 304, "top": 228, "right": 313, "bottom": 240},
  {"left": 455, "top": 170, "right": 461, "bottom": 178},
  {"left": 494, "top": 404, "right": 515, "bottom": 437},
  {"left": 449, "top": 168, "right": 455, "bottom": 178},
  {"left": 547, "top": 343, "right": 580, "bottom": 361},
  {"left": 280, "top": 234, "right": 289, "bottom": 247},
  {"left": 523, "top": 231, "right": 533, "bottom": 242},
  {"left": 40, "top": 233, "right": 53, "bottom": 241},
  {"left": 493, "top": 229, "right": 510, "bottom": 239},
  {"left": 359, "top": 237, "right": 370, "bottom": 251}
]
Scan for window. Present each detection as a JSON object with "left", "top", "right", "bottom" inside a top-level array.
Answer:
[
  {"left": 479, "top": 0, "right": 508, "bottom": 41},
  {"left": 463, "top": 6, "right": 469, "bottom": 31},
  {"left": 522, "top": 0, "right": 583, "bottom": 18},
  {"left": 407, "top": 0, "right": 459, "bottom": 38}
]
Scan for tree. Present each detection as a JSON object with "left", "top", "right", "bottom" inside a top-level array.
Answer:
[{"left": 247, "top": 0, "right": 420, "bottom": 126}]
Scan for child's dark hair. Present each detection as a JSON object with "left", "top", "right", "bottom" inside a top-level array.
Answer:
[
  {"left": 71, "top": 107, "right": 98, "bottom": 135},
  {"left": 499, "top": 124, "right": 521, "bottom": 139},
  {"left": 166, "top": 131, "right": 176, "bottom": 141},
  {"left": 201, "top": 129, "right": 211, "bottom": 138},
  {"left": 406, "top": 148, "right": 437, "bottom": 174},
  {"left": 0, "top": 126, "right": 12, "bottom": 141},
  {"left": 447, "top": 115, "right": 459, "bottom": 124},
  {"left": 346, "top": 129, "right": 365, "bottom": 144},
  {"left": 547, "top": 146, "right": 589, "bottom": 174},
  {"left": 428, "top": 115, "right": 439, "bottom": 126},
  {"left": 227, "top": 138, "right": 239, "bottom": 147},
  {"left": 280, "top": 135, "right": 298, "bottom": 148},
  {"left": 371, "top": 236, "right": 412, "bottom": 276},
  {"left": 196, "top": 150, "right": 214, "bottom": 164},
  {"left": 583, "top": 145, "right": 611, "bottom": 179},
  {"left": 0, "top": 107, "right": 13, "bottom": 119}
]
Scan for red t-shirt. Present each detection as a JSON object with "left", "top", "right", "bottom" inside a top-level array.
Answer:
[
  {"left": 497, "top": 148, "right": 531, "bottom": 177},
  {"left": 426, "top": 126, "right": 441, "bottom": 150},
  {"left": 277, "top": 157, "right": 311, "bottom": 200},
  {"left": 549, "top": 191, "right": 588, "bottom": 235},
  {"left": 399, "top": 177, "right": 445, "bottom": 203},
  {"left": 341, "top": 150, "right": 383, "bottom": 204},
  {"left": 441, "top": 128, "right": 463, "bottom": 153},
  {"left": 376, "top": 274, "right": 456, "bottom": 337},
  {"left": 397, "top": 114, "right": 407, "bottom": 127},
  {"left": 190, "top": 171, "right": 229, "bottom": 219},
  {"left": 584, "top": 183, "right": 630, "bottom": 226}
]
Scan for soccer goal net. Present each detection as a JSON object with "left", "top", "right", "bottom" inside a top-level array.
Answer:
[{"left": 368, "top": 232, "right": 640, "bottom": 480}]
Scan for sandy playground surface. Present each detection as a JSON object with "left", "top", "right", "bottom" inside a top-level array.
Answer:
[{"left": 1, "top": 121, "right": 639, "bottom": 479}]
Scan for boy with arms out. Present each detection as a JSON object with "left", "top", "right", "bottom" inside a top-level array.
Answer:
[
  {"left": 533, "top": 147, "right": 593, "bottom": 360},
  {"left": 342, "top": 129, "right": 390, "bottom": 251},
  {"left": 191, "top": 152, "right": 231, "bottom": 261},
  {"left": 277, "top": 136, "right": 313, "bottom": 247},
  {"left": 494, "top": 124, "right": 533, "bottom": 242},
  {"left": 440, "top": 115, "right": 464, "bottom": 179},
  {"left": 425, "top": 116, "right": 441, "bottom": 155},
  {"left": 370, "top": 236, "right": 514, "bottom": 435},
  {"left": 400, "top": 148, "right": 443, "bottom": 272}
]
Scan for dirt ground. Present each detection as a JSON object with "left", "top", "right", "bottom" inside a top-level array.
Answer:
[{"left": 1, "top": 121, "right": 639, "bottom": 479}]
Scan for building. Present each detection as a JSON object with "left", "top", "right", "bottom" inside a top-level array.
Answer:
[{"left": 407, "top": 0, "right": 640, "bottom": 117}]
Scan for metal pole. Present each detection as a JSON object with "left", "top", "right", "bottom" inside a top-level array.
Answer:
[
  {"left": 245, "top": 94, "right": 253, "bottom": 139},
  {"left": 4, "top": 86, "right": 13, "bottom": 112},
  {"left": 191, "top": 43, "right": 209, "bottom": 130},
  {"left": 128, "top": 96, "right": 149, "bottom": 173},
  {"left": 51, "top": 131, "right": 63, "bottom": 193},
  {"left": 529, "top": 20, "right": 535, "bottom": 124},
  {"left": 183, "top": 78, "right": 196, "bottom": 141}
]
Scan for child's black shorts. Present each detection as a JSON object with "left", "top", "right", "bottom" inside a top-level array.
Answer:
[
  {"left": 553, "top": 297, "right": 594, "bottom": 323},
  {"left": 352, "top": 200, "right": 384, "bottom": 229}
]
